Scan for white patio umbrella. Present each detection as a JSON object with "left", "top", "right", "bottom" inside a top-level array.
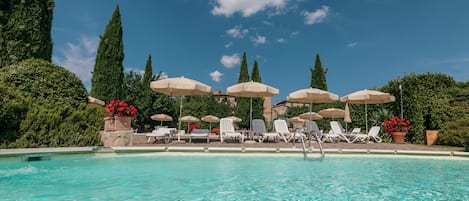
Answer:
[
  {"left": 344, "top": 103, "right": 352, "bottom": 132},
  {"left": 180, "top": 115, "right": 200, "bottom": 137},
  {"left": 318, "top": 108, "right": 345, "bottom": 120},
  {"left": 151, "top": 114, "right": 173, "bottom": 126},
  {"left": 288, "top": 116, "right": 306, "bottom": 129},
  {"left": 227, "top": 81, "right": 279, "bottom": 130},
  {"left": 287, "top": 88, "right": 339, "bottom": 120},
  {"left": 298, "top": 112, "right": 323, "bottom": 120},
  {"left": 341, "top": 89, "right": 395, "bottom": 131},
  {"left": 225, "top": 116, "right": 242, "bottom": 123},
  {"left": 201, "top": 115, "right": 220, "bottom": 132},
  {"left": 288, "top": 116, "right": 306, "bottom": 123},
  {"left": 150, "top": 76, "right": 211, "bottom": 134},
  {"left": 180, "top": 115, "right": 200, "bottom": 123}
]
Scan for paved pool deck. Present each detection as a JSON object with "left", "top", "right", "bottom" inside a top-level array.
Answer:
[{"left": 1, "top": 134, "right": 467, "bottom": 158}]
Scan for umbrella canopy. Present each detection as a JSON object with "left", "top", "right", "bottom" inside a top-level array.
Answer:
[
  {"left": 201, "top": 115, "right": 220, "bottom": 123},
  {"left": 287, "top": 87, "right": 339, "bottom": 104},
  {"left": 299, "top": 112, "right": 323, "bottom": 120},
  {"left": 151, "top": 114, "right": 173, "bottom": 121},
  {"left": 344, "top": 103, "right": 351, "bottom": 123},
  {"left": 287, "top": 87, "right": 339, "bottom": 120},
  {"left": 344, "top": 102, "right": 352, "bottom": 132},
  {"left": 288, "top": 116, "right": 306, "bottom": 123},
  {"left": 227, "top": 81, "right": 279, "bottom": 97},
  {"left": 226, "top": 116, "right": 242, "bottom": 123},
  {"left": 318, "top": 108, "right": 345, "bottom": 119},
  {"left": 180, "top": 115, "right": 200, "bottom": 122},
  {"left": 151, "top": 114, "right": 173, "bottom": 126},
  {"left": 150, "top": 76, "right": 211, "bottom": 96},
  {"left": 201, "top": 115, "right": 219, "bottom": 132},
  {"left": 150, "top": 76, "right": 211, "bottom": 134},
  {"left": 227, "top": 81, "right": 279, "bottom": 129},
  {"left": 341, "top": 89, "right": 395, "bottom": 131},
  {"left": 288, "top": 116, "right": 305, "bottom": 129},
  {"left": 340, "top": 89, "right": 395, "bottom": 104}
]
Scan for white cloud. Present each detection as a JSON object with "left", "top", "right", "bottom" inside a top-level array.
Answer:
[
  {"left": 226, "top": 25, "right": 249, "bottom": 38},
  {"left": 290, "top": 31, "right": 300, "bottom": 37},
  {"left": 158, "top": 72, "right": 169, "bottom": 80},
  {"left": 220, "top": 53, "right": 240, "bottom": 68},
  {"left": 124, "top": 67, "right": 145, "bottom": 75},
  {"left": 263, "top": 21, "right": 273, "bottom": 26},
  {"left": 302, "top": 5, "right": 330, "bottom": 25},
  {"left": 52, "top": 36, "right": 98, "bottom": 90},
  {"left": 277, "top": 38, "right": 286, "bottom": 43},
  {"left": 225, "top": 42, "right": 233, "bottom": 48},
  {"left": 251, "top": 34, "right": 267, "bottom": 46},
  {"left": 347, "top": 42, "right": 358, "bottom": 48},
  {"left": 211, "top": 0, "right": 287, "bottom": 17},
  {"left": 210, "top": 70, "right": 224, "bottom": 82}
]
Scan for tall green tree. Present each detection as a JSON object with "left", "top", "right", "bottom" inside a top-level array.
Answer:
[
  {"left": 142, "top": 54, "right": 153, "bottom": 88},
  {"left": 251, "top": 60, "right": 264, "bottom": 121},
  {"left": 238, "top": 52, "right": 250, "bottom": 82},
  {"left": 235, "top": 52, "right": 251, "bottom": 128},
  {"left": 310, "top": 53, "right": 328, "bottom": 90},
  {"left": 251, "top": 60, "right": 261, "bottom": 83},
  {"left": 90, "top": 5, "right": 124, "bottom": 103},
  {"left": 0, "top": 0, "right": 54, "bottom": 67}
]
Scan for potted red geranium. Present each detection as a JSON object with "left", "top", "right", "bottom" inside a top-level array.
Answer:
[
  {"left": 104, "top": 100, "right": 137, "bottom": 131},
  {"left": 383, "top": 116, "right": 411, "bottom": 143}
]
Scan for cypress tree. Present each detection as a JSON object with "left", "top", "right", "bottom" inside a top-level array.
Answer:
[
  {"left": 142, "top": 54, "right": 153, "bottom": 88},
  {"left": 238, "top": 52, "right": 250, "bottom": 83},
  {"left": 139, "top": 54, "right": 155, "bottom": 131},
  {"left": 90, "top": 5, "right": 125, "bottom": 103},
  {"left": 235, "top": 52, "right": 251, "bottom": 128},
  {"left": 251, "top": 60, "right": 264, "bottom": 121},
  {"left": 251, "top": 60, "right": 261, "bottom": 83},
  {"left": 310, "top": 53, "right": 328, "bottom": 90},
  {"left": 0, "top": 0, "right": 54, "bottom": 67}
]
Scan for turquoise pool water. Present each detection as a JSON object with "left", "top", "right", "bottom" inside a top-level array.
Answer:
[{"left": 1, "top": 154, "right": 468, "bottom": 200}]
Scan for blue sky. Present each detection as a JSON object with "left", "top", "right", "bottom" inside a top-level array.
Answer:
[{"left": 52, "top": 0, "right": 469, "bottom": 104}]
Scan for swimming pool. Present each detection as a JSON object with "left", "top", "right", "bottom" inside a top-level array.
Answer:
[{"left": 1, "top": 153, "right": 468, "bottom": 200}]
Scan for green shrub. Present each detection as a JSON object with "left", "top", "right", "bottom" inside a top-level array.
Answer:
[
  {"left": 12, "top": 102, "right": 104, "bottom": 148},
  {"left": 438, "top": 118, "right": 469, "bottom": 147},
  {"left": 0, "top": 59, "right": 104, "bottom": 148}
]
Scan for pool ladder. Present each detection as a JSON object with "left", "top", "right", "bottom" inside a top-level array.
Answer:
[{"left": 298, "top": 130, "right": 325, "bottom": 159}]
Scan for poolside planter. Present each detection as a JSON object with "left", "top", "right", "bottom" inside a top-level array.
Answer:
[
  {"left": 390, "top": 132, "right": 406, "bottom": 143},
  {"left": 104, "top": 116, "right": 132, "bottom": 131},
  {"left": 425, "top": 130, "right": 439, "bottom": 145}
]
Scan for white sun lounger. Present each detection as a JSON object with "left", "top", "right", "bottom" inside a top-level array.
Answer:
[
  {"left": 146, "top": 127, "right": 176, "bottom": 143},
  {"left": 252, "top": 119, "right": 280, "bottom": 142},
  {"left": 274, "top": 119, "right": 304, "bottom": 142},
  {"left": 220, "top": 118, "right": 244, "bottom": 143},
  {"left": 189, "top": 129, "right": 210, "bottom": 143},
  {"left": 353, "top": 126, "right": 383, "bottom": 143}
]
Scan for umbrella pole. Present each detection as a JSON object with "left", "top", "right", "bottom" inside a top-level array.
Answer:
[
  {"left": 178, "top": 96, "right": 183, "bottom": 141},
  {"left": 365, "top": 102, "right": 368, "bottom": 132},
  {"left": 308, "top": 102, "right": 312, "bottom": 147},
  {"left": 250, "top": 97, "right": 253, "bottom": 131}
]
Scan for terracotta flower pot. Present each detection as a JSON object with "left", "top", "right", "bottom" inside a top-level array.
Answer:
[
  {"left": 104, "top": 116, "right": 132, "bottom": 131},
  {"left": 390, "top": 132, "right": 406, "bottom": 143},
  {"left": 425, "top": 130, "right": 439, "bottom": 145}
]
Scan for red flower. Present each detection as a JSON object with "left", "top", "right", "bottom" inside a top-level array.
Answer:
[
  {"left": 383, "top": 116, "right": 411, "bottom": 133},
  {"left": 105, "top": 100, "right": 138, "bottom": 118}
]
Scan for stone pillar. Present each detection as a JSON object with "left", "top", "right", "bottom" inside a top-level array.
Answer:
[{"left": 100, "top": 130, "right": 133, "bottom": 146}]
